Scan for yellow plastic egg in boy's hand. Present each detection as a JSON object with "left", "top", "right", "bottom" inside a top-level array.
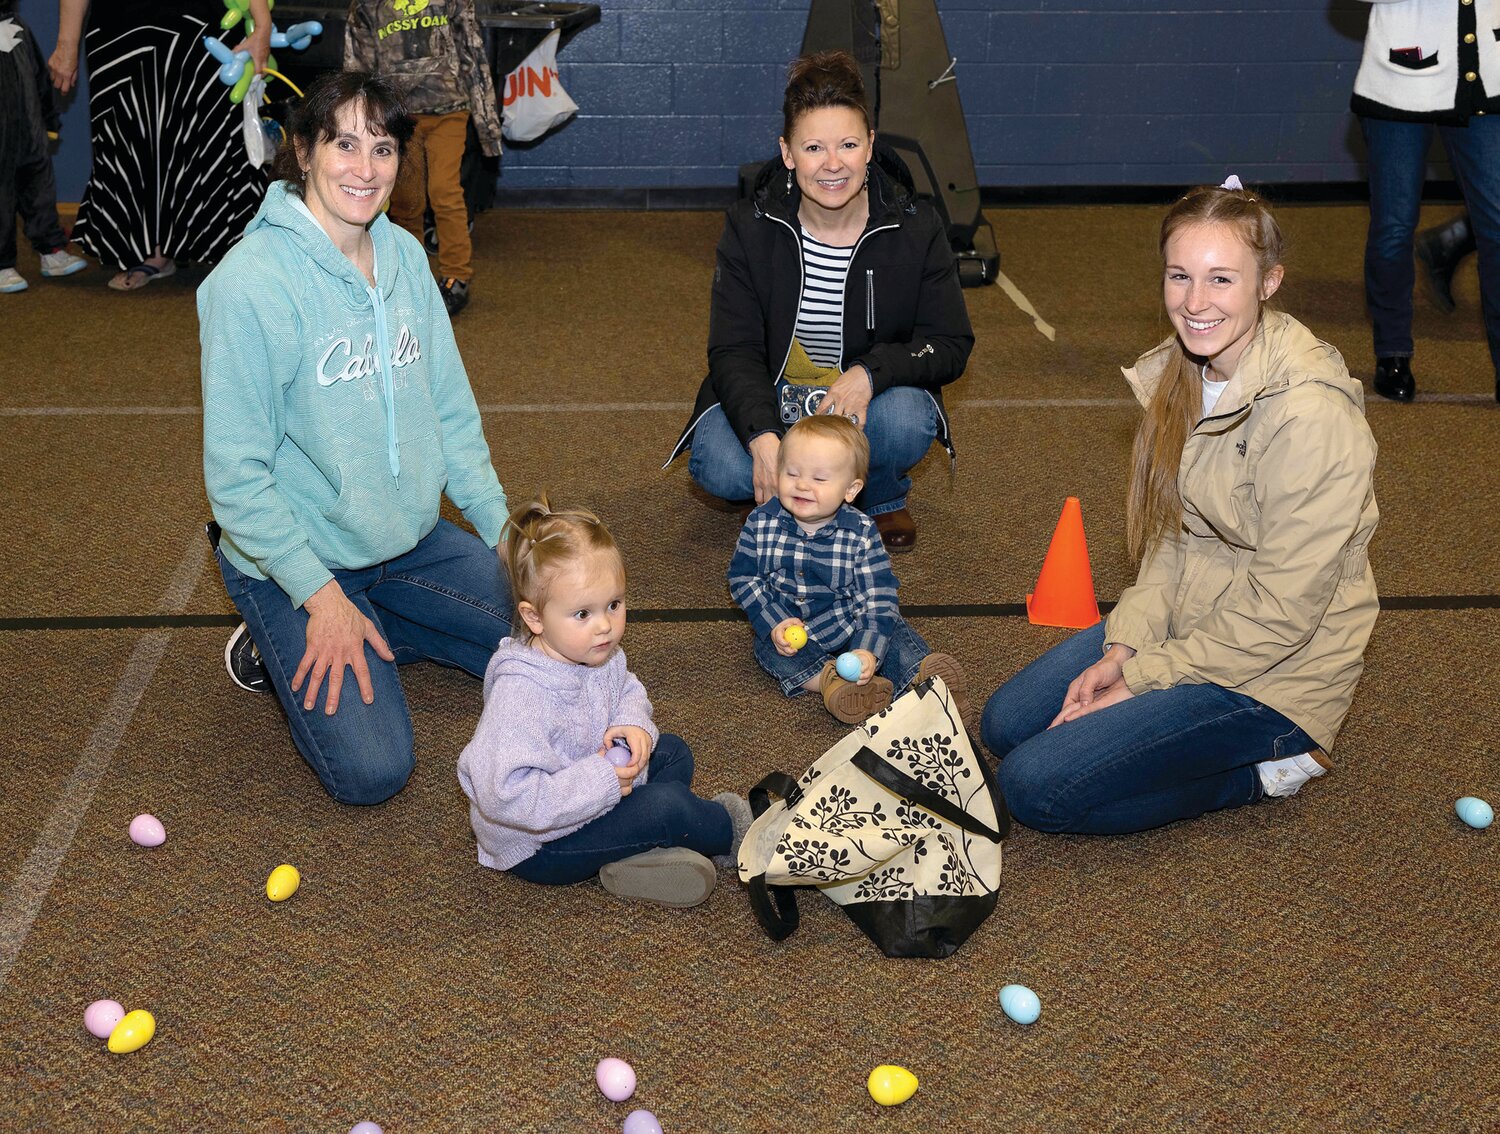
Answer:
[
  {"left": 867, "top": 1064, "right": 918, "bottom": 1106},
  {"left": 783, "top": 624, "right": 808, "bottom": 651},
  {"left": 266, "top": 863, "right": 301, "bottom": 902},
  {"left": 107, "top": 1009, "right": 156, "bottom": 1054}
]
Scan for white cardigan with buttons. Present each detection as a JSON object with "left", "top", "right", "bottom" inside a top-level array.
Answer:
[{"left": 1354, "top": 0, "right": 1500, "bottom": 114}]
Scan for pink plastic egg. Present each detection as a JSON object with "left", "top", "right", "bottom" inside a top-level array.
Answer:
[
  {"left": 595, "top": 1057, "right": 636, "bottom": 1102},
  {"left": 349, "top": 1124, "right": 384, "bottom": 1134},
  {"left": 623, "top": 1109, "right": 663, "bottom": 1134},
  {"left": 129, "top": 814, "right": 166, "bottom": 847},
  {"left": 84, "top": 999, "right": 125, "bottom": 1039}
]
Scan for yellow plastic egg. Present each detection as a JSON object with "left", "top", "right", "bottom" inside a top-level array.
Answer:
[
  {"left": 107, "top": 1009, "right": 156, "bottom": 1054},
  {"left": 266, "top": 863, "right": 301, "bottom": 902},
  {"left": 784, "top": 624, "right": 808, "bottom": 651},
  {"left": 867, "top": 1064, "right": 918, "bottom": 1106}
]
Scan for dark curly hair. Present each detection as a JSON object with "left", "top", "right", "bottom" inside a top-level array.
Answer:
[{"left": 271, "top": 71, "right": 414, "bottom": 194}]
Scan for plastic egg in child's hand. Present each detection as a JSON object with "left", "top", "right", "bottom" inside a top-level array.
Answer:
[
  {"left": 595, "top": 1057, "right": 636, "bottom": 1101},
  {"left": 84, "top": 999, "right": 125, "bottom": 1039},
  {"left": 607, "top": 739, "right": 634, "bottom": 768},
  {"left": 1456, "top": 796, "right": 1494, "bottom": 829},
  {"left": 623, "top": 1111, "right": 663, "bottom": 1134},
  {"left": 999, "top": 983, "right": 1042, "bottom": 1025},
  {"left": 266, "top": 864, "right": 301, "bottom": 902},
  {"left": 835, "top": 652, "right": 863, "bottom": 681},
  {"left": 783, "top": 624, "right": 808, "bottom": 651},
  {"left": 129, "top": 814, "right": 166, "bottom": 847},
  {"left": 107, "top": 1009, "right": 156, "bottom": 1053}
]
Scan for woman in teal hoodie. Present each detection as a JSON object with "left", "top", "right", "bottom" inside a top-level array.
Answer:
[{"left": 200, "top": 71, "right": 512, "bottom": 805}]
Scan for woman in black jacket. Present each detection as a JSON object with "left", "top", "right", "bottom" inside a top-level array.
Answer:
[{"left": 667, "top": 50, "right": 973, "bottom": 552}]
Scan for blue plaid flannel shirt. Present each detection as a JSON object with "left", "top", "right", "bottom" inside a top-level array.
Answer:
[{"left": 727, "top": 499, "right": 901, "bottom": 663}]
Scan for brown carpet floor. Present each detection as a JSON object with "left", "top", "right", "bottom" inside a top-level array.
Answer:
[{"left": 2, "top": 203, "right": 1497, "bottom": 1132}]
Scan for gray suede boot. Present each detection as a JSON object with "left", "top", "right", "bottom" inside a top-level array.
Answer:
[{"left": 711, "top": 791, "right": 754, "bottom": 870}]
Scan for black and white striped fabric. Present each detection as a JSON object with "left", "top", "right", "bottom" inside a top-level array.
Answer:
[
  {"left": 72, "top": 4, "right": 267, "bottom": 270},
  {"left": 793, "top": 228, "right": 854, "bottom": 368}
]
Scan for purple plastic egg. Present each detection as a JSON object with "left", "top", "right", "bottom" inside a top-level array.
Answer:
[
  {"left": 595, "top": 1057, "right": 636, "bottom": 1102},
  {"left": 84, "top": 999, "right": 126, "bottom": 1039},
  {"left": 606, "top": 740, "right": 633, "bottom": 768},
  {"left": 623, "top": 1109, "right": 663, "bottom": 1134},
  {"left": 349, "top": 1124, "right": 384, "bottom": 1134},
  {"left": 129, "top": 813, "right": 166, "bottom": 847}
]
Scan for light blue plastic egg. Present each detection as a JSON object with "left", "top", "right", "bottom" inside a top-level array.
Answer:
[
  {"left": 999, "top": 983, "right": 1041, "bottom": 1025},
  {"left": 835, "top": 652, "right": 862, "bottom": 681},
  {"left": 1456, "top": 796, "right": 1494, "bottom": 830}
]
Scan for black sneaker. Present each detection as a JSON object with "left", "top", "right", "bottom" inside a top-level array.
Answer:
[
  {"left": 225, "top": 622, "right": 272, "bottom": 693},
  {"left": 440, "top": 277, "right": 470, "bottom": 317}
]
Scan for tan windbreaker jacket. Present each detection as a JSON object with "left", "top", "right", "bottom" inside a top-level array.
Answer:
[{"left": 1104, "top": 311, "right": 1380, "bottom": 754}]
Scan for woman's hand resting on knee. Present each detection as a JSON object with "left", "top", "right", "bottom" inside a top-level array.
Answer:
[
  {"left": 1050, "top": 643, "right": 1137, "bottom": 728},
  {"left": 292, "top": 580, "right": 396, "bottom": 715},
  {"left": 749, "top": 433, "right": 781, "bottom": 505}
]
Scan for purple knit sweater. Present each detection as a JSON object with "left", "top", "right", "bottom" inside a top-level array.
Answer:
[{"left": 457, "top": 638, "right": 659, "bottom": 870}]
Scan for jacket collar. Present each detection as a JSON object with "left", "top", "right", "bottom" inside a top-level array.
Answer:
[
  {"left": 763, "top": 497, "right": 865, "bottom": 536},
  {"left": 1121, "top": 310, "right": 1367, "bottom": 421}
]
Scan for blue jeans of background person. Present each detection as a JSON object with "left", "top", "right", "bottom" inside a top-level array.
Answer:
[
  {"left": 214, "top": 519, "right": 512, "bottom": 806},
  {"left": 752, "top": 615, "right": 932, "bottom": 697},
  {"left": 508, "top": 734, "right": 732, "bottom": 884},
  {"left": 687, "top": 386, "right": 939, "bottom": 515},
  {"left": 1361, "top": 114, "right": 1500, "bottom": 375},
  {"left": 980, "top": 623, "right": 1316, "bottom": 835}
]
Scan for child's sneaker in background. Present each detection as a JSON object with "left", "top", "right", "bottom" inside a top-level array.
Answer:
[
  {"left": 39, "top": 249, "right": 88, "bottom": 277},
  {"left": 0, "top": 268, "right": 28, "bottom": 293},
  {"left": 913, "top": 651, "right": 976, "bottom": 732},
  {"left": 819, "top": 659, "right": 893, "bottom": 724}
]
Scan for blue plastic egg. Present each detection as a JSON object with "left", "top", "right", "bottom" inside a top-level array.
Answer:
[
  {"left": 999, "top": 983, "right": 1041, "bottom": 1025},
  {"left": 835, "top": 652, "right": 862, "bottom": 681},
  {"left": 1456, "top": 796, "right": 1494, "bottom": 830}
]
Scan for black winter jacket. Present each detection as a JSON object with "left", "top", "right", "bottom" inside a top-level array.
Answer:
[{"left": 666, "top": 152, "right": 974, "bottom": 465}]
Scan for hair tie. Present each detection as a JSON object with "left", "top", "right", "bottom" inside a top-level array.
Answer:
[{"left": 1220, "top": 174, "right": 1244, "bottom": 191}]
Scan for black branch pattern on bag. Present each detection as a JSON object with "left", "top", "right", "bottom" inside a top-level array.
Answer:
[{"left": 853, "top": 864, "right": 914, "bottom": 901}]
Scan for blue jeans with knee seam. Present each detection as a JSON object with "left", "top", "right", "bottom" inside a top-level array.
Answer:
[
  {"left": 215, "top": 518, "right": 512, "bottom": 806},
  {"left": 1361, "top": 113, "right": 1500, "bottom": 376},
  {"left": 687, "top": 386, "right": 939, "bottom": 515},
  {"left": 507, "top": 734, "right": 732, "bottom": 884},
  {"left": 980, "top": 624, "right": 1316, "bottom": 835}
]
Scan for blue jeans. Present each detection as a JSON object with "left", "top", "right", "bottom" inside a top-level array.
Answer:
[
  {"left": 214, "top": 519, "right": 512, "bottom": 806},
  {"left": 1361, "top": 114, "right": 1500, "bottom": 375},
  {"left": 980, "top": 624, "right": 1316, "bottom": 835},
  {"left": 687, "top": 386, "right": 939, "bottom": 515},
  {"left": 753, "top": 615, "right": 932, "bottom": 697},
  {"left": 508, "top": 734, "right": 732, "bottom": 884}
]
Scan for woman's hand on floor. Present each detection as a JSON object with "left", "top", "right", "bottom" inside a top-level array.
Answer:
[{"left": 292, "top": 579, "right": 395, "bottom": 715}]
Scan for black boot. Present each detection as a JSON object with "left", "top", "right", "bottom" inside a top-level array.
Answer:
[
  {"left": 1414, "top": 214, "right": 1475, "bottom": 314},
  {"left": 1373, "top": 356, "right": 1417, "bottom": 402}
]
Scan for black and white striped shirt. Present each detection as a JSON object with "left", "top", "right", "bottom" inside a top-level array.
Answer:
[{"left": 794, "top": 229, "right": 855, "bottom": 368}]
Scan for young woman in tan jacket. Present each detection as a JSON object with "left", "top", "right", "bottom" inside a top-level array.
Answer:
[{"left": 981, "top": 181, "right": 1380, "bottom": 834}]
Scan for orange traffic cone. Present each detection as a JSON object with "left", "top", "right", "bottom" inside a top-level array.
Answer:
[{"left": 1026, "top": 497, "right": 1101, "bottom": 629}]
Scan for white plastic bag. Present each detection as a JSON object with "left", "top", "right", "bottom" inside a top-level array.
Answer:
[
  {"left": 501, "top": 30, "right": 578, "bottom": 142},
  {"left": 242, "top": 75, "right": 271, "bottom": 167}
]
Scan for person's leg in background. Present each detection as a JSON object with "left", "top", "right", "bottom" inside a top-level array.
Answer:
[
  {"left": 15, "top": 120, "right": 85, "bottom": 279},
  {"left": 1360, "top": 115, "right": 1432, "bottom": 402},
  {"left": 388, "top": 114, "right": 434, "bottom": 253},
  {"left": 1438, "top": 116, "right": 1500, "bottom": 401},
  {"left": 422, "top": 110, "right": 473, "bottom": 316},
  {"left": 686, "top": 406, "right": 756, "bottom": 504},
  {"left": 856, "top": 386, "right": 939, "bottom": 551}
]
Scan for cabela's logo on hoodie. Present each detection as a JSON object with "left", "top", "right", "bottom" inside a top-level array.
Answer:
[{"left": 318, "top": 325, "right": 422, "bottom": 388}]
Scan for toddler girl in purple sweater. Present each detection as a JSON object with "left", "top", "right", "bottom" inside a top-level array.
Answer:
[{"left": 457, "top": 496, "right": 753, "bottom": 907}]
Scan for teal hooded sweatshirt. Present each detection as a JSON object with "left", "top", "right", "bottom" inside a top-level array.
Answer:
[{"left": 200, "top": 181, "right": 507, "bottom": 608}]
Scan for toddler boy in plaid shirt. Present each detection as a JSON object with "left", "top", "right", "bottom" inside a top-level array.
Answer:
[{"left": 728, "top": 415, "right": 972, "bottom": 726}]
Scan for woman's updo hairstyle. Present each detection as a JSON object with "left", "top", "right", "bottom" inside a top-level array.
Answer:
[
  {"left": 503, "top": 494, "right": 623, "bottom": 641},
  {"left": 272, "top": 70, "right": 414, "bottom": 195},
  {"left": 782, "top": 49, "right": 872, "bottom": 140}
]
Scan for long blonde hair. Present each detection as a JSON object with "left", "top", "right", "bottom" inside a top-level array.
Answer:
[
  {"left": 1125, "top": 183, "right": 1286, "bottom": 562},
  {"left": 502, "top": 495, "right": 623, "bottom": 642}
]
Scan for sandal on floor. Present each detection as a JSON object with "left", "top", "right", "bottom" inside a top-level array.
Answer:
[{"left": 108, "top": 261, "right": 177, "bottom": 291}]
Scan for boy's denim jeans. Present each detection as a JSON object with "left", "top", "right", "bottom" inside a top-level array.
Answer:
[
  {"left": 214, "top": 519, "right": 512, "bottom": 805},
  {"left": 687, "top": 386, "right": 939, "bottom": 515},
  {"left": 508, "top": 734, "right": 732, "bottom": 884},
  {"left": 753, "top": 616, "right": 932, "bottom": 697},
  {"left": 981, "top": 624, "right": 1316, "bottom": 835}
]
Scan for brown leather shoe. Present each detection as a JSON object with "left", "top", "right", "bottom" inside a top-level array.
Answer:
[
  {"left": 874, "top": 507, "right": 917, "bottom": 552},
  {"left": 819, "top": 659, "right": 893, "bottom": 724}
]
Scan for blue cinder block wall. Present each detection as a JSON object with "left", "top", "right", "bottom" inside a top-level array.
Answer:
[{"left": 23, "top": 0, "right": 1424, "bottom": 201}]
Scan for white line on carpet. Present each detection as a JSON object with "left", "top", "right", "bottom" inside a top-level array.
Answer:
[{"left": 0, "top": 535, "right": 206, "bottom": 993}]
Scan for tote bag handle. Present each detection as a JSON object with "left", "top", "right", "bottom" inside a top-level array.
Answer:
[
  {"left": 850, "top": 746, "right": 1011, "bottom": 842},
  {"left": 746, "top": 772, "right": 802, "bottom": 942}
]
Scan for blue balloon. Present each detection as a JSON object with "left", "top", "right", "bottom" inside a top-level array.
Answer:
[
  {"left": 999, "top": 983, "right": 1041, "bottom": 1025},
  {"left": 835, "top": 652, "right": 862, "bottom": 682}
]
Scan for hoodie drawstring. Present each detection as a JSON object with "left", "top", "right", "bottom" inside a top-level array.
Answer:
[{"left": 367, "top": 282, "right": 400, "bottom": 485}]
